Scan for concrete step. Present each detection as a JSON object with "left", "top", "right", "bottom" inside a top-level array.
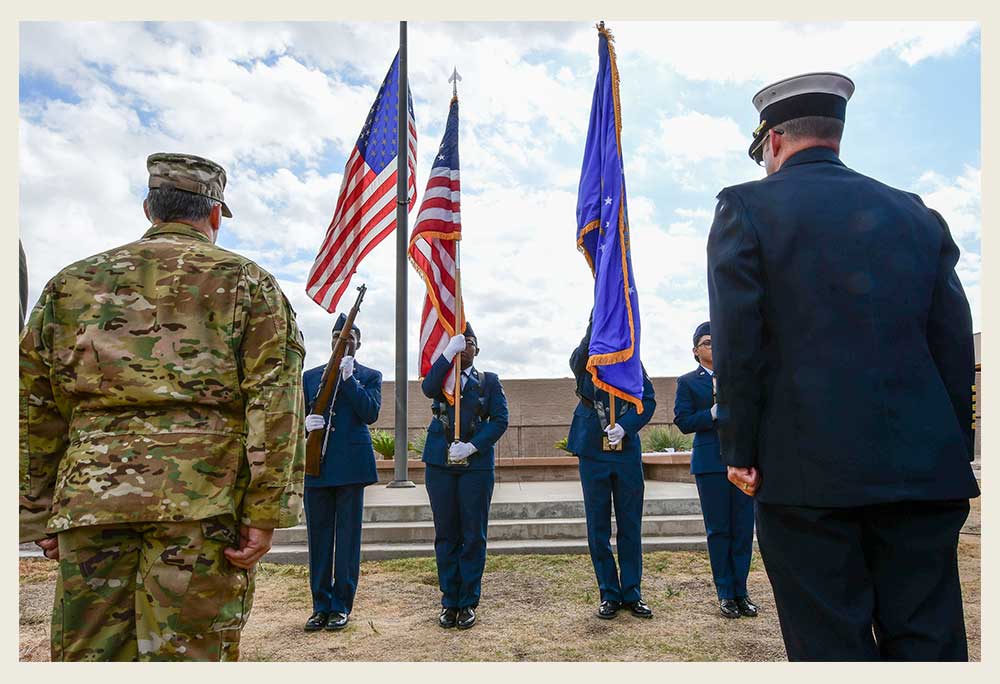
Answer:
[
  {"left": 264, "top": 535, "right": 709, "bottom": 563},
  {"left": 18, "top": 483, "right": 705, "bottom": 562},
  {"left": 274, "top": 514, "right": 706, "bottom": 545},
  {"left": 362, "top": 496, "right": 701, "bottom": 523},
  {"left": 19, "top": 544, "right": 42, "bottom": 558}
]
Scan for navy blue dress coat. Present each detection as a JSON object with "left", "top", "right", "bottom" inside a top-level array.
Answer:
[
  {"left": 673, "top": 366, "right": 724, "bottom": 475},
  {"left": 303, "top": 362, "right": 382, "bottom": 488},
  {"left": 420, "top": 354, "right": 509, "bottom": 469},
  {"left": 707, "top": 146, "right": 979, "bottom": 507},
  {"left": 567, "top": 338, "right": 656, "bottom": 460}
]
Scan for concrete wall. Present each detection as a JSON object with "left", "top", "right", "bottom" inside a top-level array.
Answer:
[
  {"left": 375, "top": 332, "right": 984, "bottom": 461},
  {"left": 374, "top": 376, "right": 681, "bottom": 459}
]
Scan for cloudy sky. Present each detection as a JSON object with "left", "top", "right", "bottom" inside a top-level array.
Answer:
[{"left": 19, "top": 21, "right": 981, "bottom": 380}]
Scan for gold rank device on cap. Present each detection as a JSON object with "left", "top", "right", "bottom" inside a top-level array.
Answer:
[
  {"left": 748, "top": 72, "right": 855, "bottom": 164},
  {"left": 147, "top": 152, "right": 233, "bottom": 218}
]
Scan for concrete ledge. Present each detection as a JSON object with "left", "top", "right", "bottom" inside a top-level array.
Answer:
[
  {"left": 642, "top": 453, "right": 695, "bottom": 483},
  {"left": 374, "top": 452, "right": 693, "bottom": 483}
]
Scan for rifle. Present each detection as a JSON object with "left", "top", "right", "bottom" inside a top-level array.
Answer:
[{"left": 305, "top": 284, "right": 367, "bottom": 477}]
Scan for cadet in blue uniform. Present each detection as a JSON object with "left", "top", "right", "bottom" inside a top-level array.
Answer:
[
  {"left": 420, "top": 323, "right": 508, "bottom": 630},
  {"left": 708, "top": 72, "right": 979, "bottom": 660},
  {"left": 301, "top": 314, "right": 382, "bottom": 632},
  {"left": 568, "top": 318, "right": 656, "bottom": 620},
  {"left": 674, "top": 321, "right": 756, "bottom": 619}
]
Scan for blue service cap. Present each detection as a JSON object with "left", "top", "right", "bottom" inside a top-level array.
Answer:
[
  {"left": 333, "top": 313, "right": 361, "bottom": 341},
  {"left": 693, "top": 321, "right": 710, "bottom": 347}
]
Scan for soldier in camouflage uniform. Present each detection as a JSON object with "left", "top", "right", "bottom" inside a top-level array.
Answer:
[{"left": 19, "top": 153, "right": 306, "bottom": 662}]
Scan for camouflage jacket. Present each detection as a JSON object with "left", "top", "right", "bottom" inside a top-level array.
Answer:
[{"left": 19, "top": 222, "right": 306, "bottom": 541}]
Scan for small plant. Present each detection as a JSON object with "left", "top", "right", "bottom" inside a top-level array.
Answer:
[
  {"left": 554, "top": 436, "right": 572, "bottom": 453},
  {"left": 369, "top": 429, "right": 395, "bottom": 459},
  {"left": 408, "top": 432, "right": 426, "bottom": 456},
  {"left": 641, "top": 425, "right": 693, "bottom": 453}
]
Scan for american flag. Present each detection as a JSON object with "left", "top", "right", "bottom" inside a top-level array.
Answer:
[
  {"left": 408, "top": 95, "right": 463, "bottom": 385},
  {"left": 307, "top": 53, "right": 417, "bottom": 312}
]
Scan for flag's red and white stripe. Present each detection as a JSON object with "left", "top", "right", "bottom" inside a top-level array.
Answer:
[
  {"left": 409, "top": 167, "right": 463, "bottom": 380},
  {"left": 306, "top": 115, "right": 417, "bottom": 312}
]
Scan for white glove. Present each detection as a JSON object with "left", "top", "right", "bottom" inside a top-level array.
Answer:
[
  {"left": 448, "top": 441, "right": 477, "bottom": 462},
  {"left": 305, "top": 414, "right": 326, "bottom": 433},
  {"left": 443, "top": 334, "right": 466, "bottom": 361},
  {"left": 340, "top": 355, "right": 355, "bottom": 380},
  {"left": 604, "top": 423, "right": 625, "bottom": 445},
  {"left": 710, "top": 404, "right": 718, "bottom": 420}
]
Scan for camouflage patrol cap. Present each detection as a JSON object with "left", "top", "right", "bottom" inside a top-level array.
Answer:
[{"left": 147, "top": 153, "right": 233, "bottom": 218}]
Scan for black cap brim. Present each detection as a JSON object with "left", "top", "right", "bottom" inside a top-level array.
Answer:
[{"left": 749, "top": 129, "right": 768, "bottom": 163}]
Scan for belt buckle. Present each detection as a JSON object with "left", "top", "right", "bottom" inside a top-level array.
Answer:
[{"left": 603, "top": 436, "right": 623, "bottom": 452}]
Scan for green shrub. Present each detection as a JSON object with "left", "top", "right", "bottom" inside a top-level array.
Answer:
[
  {"left": 408, "top": 432, "right": 427, "bottom": 456},
  {"left": 554, "top": 436, "right": 571, "bottom": 453},
  {"left": 641, "top": 425, "right": 693, "bottom": 452},
  {"left": 367, "top": 429, "right": 428, "bottom": 458},
  {"left": 369, "top": 429, "right": 395, "bottom": 459}
]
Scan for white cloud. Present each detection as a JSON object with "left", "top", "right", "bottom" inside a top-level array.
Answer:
[
  {"left": 605, "top": 21, "right": 979, "bottom": 84},
  {"left": 895, "top": 23, "right": 980, "bottom": 65},
  {"left": 632, "top": 110, "right": 759, "bottom": 192},
  {"left": 654, "top": 112, "right": 746, "bottom": 162},
  {"left": 916, "top": 166, "right": 981, "bottom": 242},
  {"left": 18, "top": 20, "right": 981, "bottom": 380},
  {"left": 674, "top": 207, "right": 714, "bottom": 221},
  {"left": 914, "top": 166, "right": 982, "bottom": 330}
]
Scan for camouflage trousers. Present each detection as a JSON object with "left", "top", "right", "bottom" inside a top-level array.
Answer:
[{"left": 51, "top": 516, "right": 255, "bottom": 662}]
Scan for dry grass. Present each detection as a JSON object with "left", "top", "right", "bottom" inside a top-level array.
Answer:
[{"left": 20, "top": 498, "right": 981, "bottom": 662}]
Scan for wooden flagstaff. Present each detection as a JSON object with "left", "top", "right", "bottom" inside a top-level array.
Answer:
[
  {"left": 450, "top": 67, "right": 464, "bottom": 448},
  {"left": 453, "top": 227, "right": 463, "bottom": 443}
]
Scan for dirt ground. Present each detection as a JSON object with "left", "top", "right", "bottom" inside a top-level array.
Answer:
[{"left": 20, "top": 498, "right": 981, "bottom": 662}]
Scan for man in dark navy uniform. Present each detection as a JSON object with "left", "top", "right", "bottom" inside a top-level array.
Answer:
[
  {"left": 420, "top": 322, "right": 508, "bottom": 630},
  {"left": 674, "top": 321, "right": 756, "bottom": 620},
  {"left": 301, "top": 314, "right": 382, "bottom": 632},
  {"left": 568, "top": 318, "right": 656, "bottom": 620},
  {"left": 708, "top": 72, "right": 979, "bottom": 660}
]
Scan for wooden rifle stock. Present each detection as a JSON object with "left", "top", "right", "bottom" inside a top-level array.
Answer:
[{"left": 305, "top": 284, "right": 367, "bottom": 476}]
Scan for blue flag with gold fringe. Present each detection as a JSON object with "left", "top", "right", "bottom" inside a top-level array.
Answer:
[{"left": 576, "top": 23, "right": 644, "bottom": 414}]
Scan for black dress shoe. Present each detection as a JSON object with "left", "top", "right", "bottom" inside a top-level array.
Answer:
[
  {"left": 720, "top": 599, "right": 741, "bottom": 619},
  {"left": 456, "top": 606, "right": 476, "bottom": 629},
  {"left": 326, "top": 612, "right": 349, "bottom": 630},
  {"left": 439, "top": 607, "right": 458, "bottom": 629},
  {"left": 626, "top": 599, "right": 653, "bottom": 618},
  {"left": 735, "top": 596, "right": 758, "bottom": 618},
  {"left": 304, "top": 611, "right": 329, "bottom": 631},
  {"left": 597, "top": 600, "right": 621, "bottom": 619}
]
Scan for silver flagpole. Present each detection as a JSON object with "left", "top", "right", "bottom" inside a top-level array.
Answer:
[{"left": 389, "top": 20, "right": 415, "bottom": 488}]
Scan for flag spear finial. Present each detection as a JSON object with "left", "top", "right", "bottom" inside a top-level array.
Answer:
[{"left": 449, "top": 66, "right": 462, "bottom": 98}]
